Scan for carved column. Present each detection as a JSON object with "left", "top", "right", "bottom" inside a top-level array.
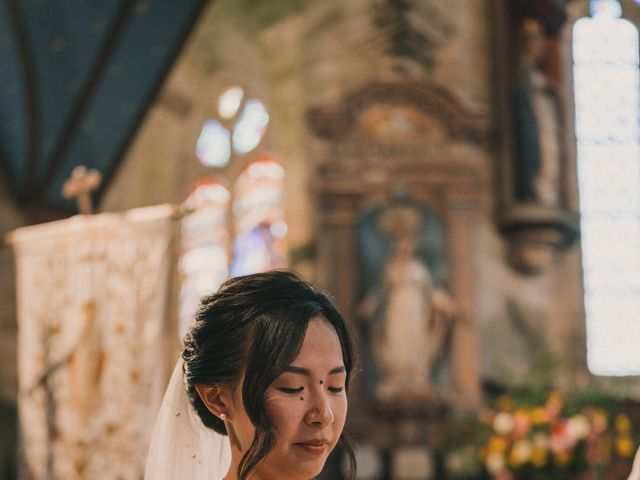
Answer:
[{"left": 445, "top": 188, "right": 482, "bottom": 406}]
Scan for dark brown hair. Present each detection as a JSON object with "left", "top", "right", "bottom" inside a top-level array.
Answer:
[{"left": 182, "top": 270, "right": 357, "bottom": 480}]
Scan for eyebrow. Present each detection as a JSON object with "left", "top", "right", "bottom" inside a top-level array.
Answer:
[{"left": 283, "top": 365, "right": 346, "bottom": 376}]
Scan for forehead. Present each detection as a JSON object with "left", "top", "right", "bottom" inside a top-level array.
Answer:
[{"left": 293, "top": 316, "right": 344, "bottom": 366}]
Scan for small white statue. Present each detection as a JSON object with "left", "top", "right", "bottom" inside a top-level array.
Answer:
[{"left": 358, "top": 203, "right": 456, "bottom": 402}]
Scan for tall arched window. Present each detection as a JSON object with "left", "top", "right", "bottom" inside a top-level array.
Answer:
[
  {"left": 179, "top": 87, "right": 287, "bottom": 336},
  {"left": 573, "top": 0, "right": 640, "bottom": 375},
  {"left": 231, "top": 156, "right": 287, "bottom": 277},
  {"left": 179, "top": 178, "right": 231, "bottom": 337}
]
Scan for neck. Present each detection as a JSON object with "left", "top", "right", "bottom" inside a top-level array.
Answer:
[{"left": 224, "top": 457, "right": 253, "bottom": 480}]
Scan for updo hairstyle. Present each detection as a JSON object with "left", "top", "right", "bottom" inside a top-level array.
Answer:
[{"left": 182, "top": 270, "right": 356, "bottom": 480}]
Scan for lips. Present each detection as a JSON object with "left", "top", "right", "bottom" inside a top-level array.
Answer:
[
  {"left": 294, "top": 439, "right": 331, "bottom": 455},
  {"left": 297, "top": 439, "right": 330, "bottom": 447}
]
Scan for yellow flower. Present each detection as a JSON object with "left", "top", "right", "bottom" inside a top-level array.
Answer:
[
  {"left": 545, "top": 391, "right": 564, "bottom": 419},
  {"left": 509, "top": 440, "right": 533, "bottom": 467},
  {"left": 531, "top": 447, "right": 548, "bottom": 467},
  {"left": 553, "top": 450, "right": 572, "bottom": 467},
  {"left": 616, "top": 436, "right": 635, "bottom": 457},
  {"left": 530, "top": 407, "right": 548, "bottom": 425},
  {"left": 488, "top": 435, "right": 509, "bottom": 454},
  {"left": 593, "top": 409, "right": 609, "bottom": 433},
  {"left": 486, "top": 452, "right": 506, "bottom": 475},
  {"left": 615, "top": 414, "right": 632, "bottom": 433},
  {"left": 546, "top": 391, "right": 564, "bottom": 408}
]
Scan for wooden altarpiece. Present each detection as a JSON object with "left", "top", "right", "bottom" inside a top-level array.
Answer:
[{"left": 308, "top": 81, "right": 490, "bottom": 456}]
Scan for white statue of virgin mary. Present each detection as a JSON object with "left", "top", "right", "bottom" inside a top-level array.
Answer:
[{"left": 357, "top": 201, "right": 456, "bottom": 402}]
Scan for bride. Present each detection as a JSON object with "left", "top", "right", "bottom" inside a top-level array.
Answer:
[{"left": 145, "top": 270, "right": 357, "bottom": 480}]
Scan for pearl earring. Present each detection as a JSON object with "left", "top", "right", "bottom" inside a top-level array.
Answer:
[{"left": 219, "top": 413, "right": 226, "bottom": 420}]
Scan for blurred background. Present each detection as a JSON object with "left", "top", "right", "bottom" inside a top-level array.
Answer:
[{"left": 1, "top": 0, "right": 640, "bottom": 478}]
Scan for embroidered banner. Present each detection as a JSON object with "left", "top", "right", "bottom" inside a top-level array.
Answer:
[{"left": 9, "top": 205, "right": 178, "bottom": 479}]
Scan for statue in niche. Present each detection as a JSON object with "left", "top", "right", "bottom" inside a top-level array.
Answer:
[
  {"left": 356, "top": 196, "right": 456, "bottom": 405},
  {"left": 513, "top": 19, "right": 561, "bottom": 207}
]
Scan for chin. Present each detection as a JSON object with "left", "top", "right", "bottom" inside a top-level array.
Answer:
[
  {"left": 278, "top": 455, "right": 329, "bottom": 480},
  {"left": 291, "top": 464, "right": 326, "bottom": 480},
  {"left": 256, "top": 457, "right": 325, "bottom": 480}
]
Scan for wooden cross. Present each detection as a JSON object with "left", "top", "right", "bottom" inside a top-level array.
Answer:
[{"left": 62, "top": 165, "right": 102, "bottom": 214}]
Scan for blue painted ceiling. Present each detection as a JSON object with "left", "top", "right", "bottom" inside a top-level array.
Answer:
[{"left": 0, "top": 0, "right": 208, "bottom": 213}]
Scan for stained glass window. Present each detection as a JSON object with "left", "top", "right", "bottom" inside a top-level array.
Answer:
[
  {"left": 195, "top": 120, "right": 231, "bottom": 167},
  {"left": 195, "top": 86, "right": 269, "bottom": 166},
  {"left": 232, "top": 99, "right": 270, "bottom": 154},
  {"left": 573, "top": 0, "right": 640, "bottom": 375},
  {"left": 179, "top": 179, "right": 230, "bottom": 337},
  {"left": 181, "top": 88, "right": 286, "bottom": 338},
  {"left": 218, "top": 86, "right": 244, "bottom": 119},
  {"left": 231, "top": 156, "right": 287, "bottom": 276}
]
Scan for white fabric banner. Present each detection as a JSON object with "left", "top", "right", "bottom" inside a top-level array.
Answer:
[{"left": 9, "top": 205, "right": 178, "bottom": 480}]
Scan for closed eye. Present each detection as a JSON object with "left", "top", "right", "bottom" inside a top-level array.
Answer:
[
  {"left": 328, "top": 386, "right": 344, "bottom": 393},
  {"left": 278, "top": 387, "right": 304, "bottom": 394}
]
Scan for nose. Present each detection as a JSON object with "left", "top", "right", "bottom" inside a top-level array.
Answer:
[{"left": 304, "top": 390, "right": 334, "bottom": 427}]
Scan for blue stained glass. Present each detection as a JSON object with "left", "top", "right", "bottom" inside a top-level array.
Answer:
[
  {"left": 186, "top": 93, "right": 285, "bottom": 321},
  {"left": 232, "top": 99, "right": 269, "bottom": 154},
  {"left": 196, "top": 120, "right": 231, "bottom": 167},
  {"left": 231, "top": 158, "right": 287, "bottom": 276},
  {"left": 230, "top": 224, "right": 277, "bottom": 276},
  {"left": 179, "top": 180, "right": 230, "bottom": 338}
]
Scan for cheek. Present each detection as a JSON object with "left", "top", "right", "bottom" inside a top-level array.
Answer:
[
  {"left": 266, "top": 398, "right": 305, "bottom": 438},
  {"left": 332, "top": 397, "right": 348, "bottom": 433}
]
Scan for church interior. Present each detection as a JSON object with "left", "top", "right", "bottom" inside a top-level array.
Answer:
[{"left": 1, "top": 0, "right": 640, "bottom": 478}]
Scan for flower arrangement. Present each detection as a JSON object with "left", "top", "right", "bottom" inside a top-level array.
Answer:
[
  {"left": 439, "top": 391, "right": 637, "bottom": 480},
  {"left": 479, "top": 391, "right": 635, "bottom": 480}
]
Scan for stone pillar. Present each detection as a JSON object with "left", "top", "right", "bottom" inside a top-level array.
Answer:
[{"left": 446, "top": 188, "right": 482, "bottom": 406}]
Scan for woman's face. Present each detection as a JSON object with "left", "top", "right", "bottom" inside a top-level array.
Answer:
[{"left": 229, "top": 316, "right": 348, "bottom": 480}]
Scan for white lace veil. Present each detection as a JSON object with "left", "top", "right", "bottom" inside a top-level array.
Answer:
[
  {"left": 628, "top": 446, "right": 640, "bottom": 480},
  {"left": 145, "top": 359, "right": 231, "bottom": 479}
]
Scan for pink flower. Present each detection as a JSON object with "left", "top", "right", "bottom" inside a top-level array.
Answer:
[
  {"left": 512, "top": 410, "right": 532, "bottom": 439},
  {"left": 495, "top": 472, "right": 513, "bottom": 480},
  {"left": 550, "top": 420, "right": 576, "bottom": 454}
]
